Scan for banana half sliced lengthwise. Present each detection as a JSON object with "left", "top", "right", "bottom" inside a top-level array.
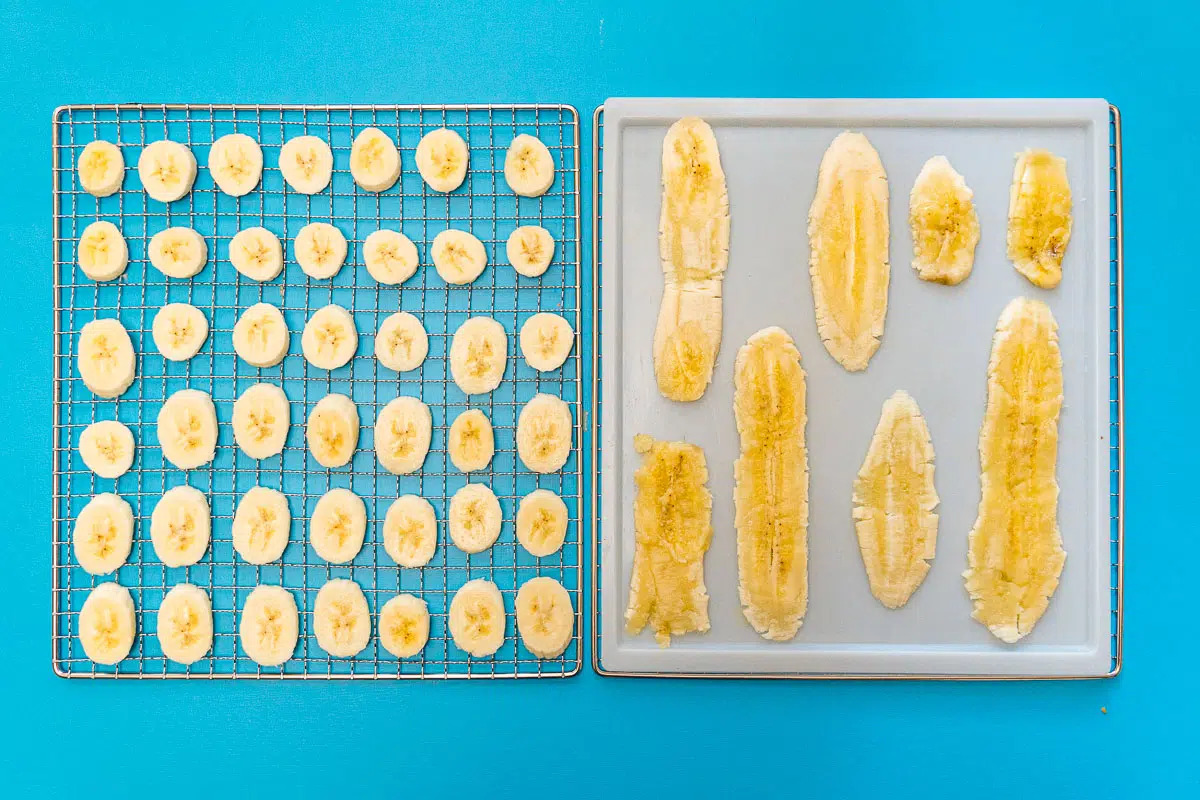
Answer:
[
  {"left": 964, "top": 297, "right": 1066, "bottom": 644},
  {"left": 654, "top": 117, "right": 730, "bottom": 402},
  {"left": 1007, "top": 149, "right": 1072, "bottom": 289},
  {"left": 733, "top": 327, "right": 809, "bottom": 641}
]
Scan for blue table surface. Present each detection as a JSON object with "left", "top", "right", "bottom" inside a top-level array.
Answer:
[{"left": 2, "top": 0, "right": 1193, "bottom": 796}]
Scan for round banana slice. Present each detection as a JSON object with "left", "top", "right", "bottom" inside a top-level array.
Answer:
[
  {"left": 150, "top": 485, "right": 211, "bottom": 567},
  {"left": 148, "top": 226, "right": 208, "bottom": 279},
  {"left": 448, "top": 483, "right": 502, "bottom": 554},
  {"left": 363, "top": 229, "right": 420, "bottom": 285},
  {"left": 207, "top": 133, "right": 263, "bottom": 197},
  {"left": 232, "top": 486, "right": 291, "bottom": 564},
  {"left": 504, "top": 134, "right": 555, "bottom": 197},
  {"left": 515, "top": 576, "right": 574, "bottom": 659},
  {"left": 77, "top": 318, "right": 136, "bottom": 398},
  {"left": 378, "top": 593, "right": 430, "bottom": 658},
  {"left": 79, "top": 582, "right": 137, "bottom": 665},
  {"left": 294, "top": 222, "right": 347, "bottom": 279},
  {"left": 450, "top": 316, "right": 507, "bottom": 395},
  {"left": 138, "top": 139, "right": 197, "bottom": 203},
  {"left": 279, "top": 135, "right": 333, "bottom": 194},
  {"left": 313, "top": 578, "right": 371, "bottom": 657},
  {"left": 78, "top": 221, "right": 129, "bottom": 282},
  {"left": 506, "top": 225, "right": 554, "bottom": 278},
  {"left": 228, "top": 226, "right": 283, "bottom": 282},
  {"left": 449, "top": 579, "right": 506, "bottom": 658},
  {"left": 78, "top": 420, "right": 135, "bottom": 479},
  {"left": 519, "top": 312, "right": 575, "bottom": 372},
  {"left": 375, "top": 311, "right": 428, "bottom": 373},
  {"left": 516, "top": 393, "right": 573, "bottom": 474},
  {"left": 309, "top": 488, "right": 367, "bottom": 564},
  {"left": 415, "top": 128, "right": 469, "bottom": 192},
  {"left": 157, "top": 389, "right": 218, "bottom": 470},
  {"left": 374, "top": 396, "right": 432, "bottom": 475},
  {"left": 448, "top": 409, "right": 494, "bottom": 472},
  {"left": 516, "top": 489, "right": 568, "bottom": 557},
  {"left": 307, "top": 393, "right": 359, "bottom": 468},
  {"left": 382, "top": 495, "right": 437, "bottom": 567},
  {"left": 152, "top": 303, "right": 209, "bottom": 361},
  {"left": 302, "top": 304, "right": 358, "bottom": 370},
  {"left": 432, "top": 229, "right": 487, "bottom": 285},
  {"left": 156, "top": 583, "right": 213, "bottom": 665},
  {"left": 233, "top": 302, "right": 290, "bottom": 368},
  {"left": 239, "top": 584, "right": 298, "bottom": 667},
  {"left": 73, "top": 493, "right": 134, "bottom": 575},
  {"left": 78, "top": 140, "right": 124, "bottom": 197},
  {"left": 232, "top": 382, "right": 290, "bottom": 459},
  {"left": 350, "top": 127, "right": 401, "bottom": 192}
]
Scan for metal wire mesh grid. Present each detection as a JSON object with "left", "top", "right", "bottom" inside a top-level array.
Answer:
[{"left": 52, "top": 103, "right": 582, "bottom": 679}]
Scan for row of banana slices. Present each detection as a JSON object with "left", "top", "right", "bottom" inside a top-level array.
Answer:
[{"left": 76, "top": 128, "right": 556, "bottom": 201}]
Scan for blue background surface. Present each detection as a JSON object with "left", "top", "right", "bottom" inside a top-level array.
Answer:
[{"left": 1, "top": 0, "right": 1193, "bottom": 796}]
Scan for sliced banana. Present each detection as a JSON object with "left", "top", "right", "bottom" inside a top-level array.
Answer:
[
  {"left": 449, "top": 579, "right": 506, "bottom": 657},
  {"left": 448, "top": 409, "right": 494, "bottom": 472},
  {"left": 294, "top": 222, "right": 347, "bottom": 279},
  {"left": 79, "top": 420, "right": 135, "bottom": 479},
  {"left": 279, "top": 135, "right": 333, "bottom": 194},
  {"left": 375, "top": 396, "right": 432, "bottom": 475},
  {"left": 415, "top": 128, "right": 469, "bottom": 192},
  {"left": 207, "top": 133, "right": 263, "bottom": 197},
  {"left": 228, "top": 226, "right": 284, "bottom": 282},
  {"left": 77, "top": 140, "right": 124, "bottom": 197},
  {"left": 450, "top": 316, "right": 507, "bottom": 395},
  {"left": 73, "top": 493, "right": 134, "bottom": 575},
  {"left": 78, "top": 582, "right": 136, "bottom": 665},
  {"left": 157, "top": 389, "right": 218, "bottom": 470},
  {"left": 152, "top": 303, "right": 208, "bottom": 361},
  {"left": 350, "top": 127, "right": 401, "bottom": 192},
  {"left": 233, "top": 302, "right": 290, "bottom": 368},
  {"left": 239, "top": 584, "right": 298, "bottom": 667},
  {"left": 504, "top": 134, "right": 555, "bottom": 197},
  {"left": 137, "top": 139, "right": 196, "bottom": 203},
  {"left": 232, "top": 486, "right": 292, "bottom": 564},
  {"left": 375, "top": 311, "right": 428, "bottom": 372},
  {"left": 302, "top": 304, "right": 358, "bottom": 370},
  {"left": 307, "top": 393, "right": 359, "bottom": 468},
  {"left": 363, "top": 229, "right": 420, "bottom": 285},
  {"left": 78, "top": 221, "right": 129, "bottom": 282},
  {"left": 515, "top": 576, "right": 574, "bottom": 659},
  {"left": 432, "top": 229, "right": 487, "bottom": 285},
  {"left": 150, "top": 485, "right": 211, "bottom": 568},
  {"left": 378, "top": 594, "right": 430, "bottom": 658},
  {"left": 310, "top": 489, "right": 367, "bottom": 564},
  {"left": 520, "top": 312, "right": 574, "bottom": 372},
  {"left": 506, "top": 225, "right": 554, "bottom": 278},
  {"left": 232, "top": 382, "right": 290, "bottom": 459},
  {"left": 448, "top": 483, "right": 502, "bottom": 554},
  {"left": 148, "top": 226, "right": 208, "bottom": 279},
  {"left": 314, "top": 578, "right": 371, "bottom": 657},
  {"left": 516, "top": 393, "right": 572, "bottom": 473},
  {"left": 909, "top": 155, "right": 980, "bottom": 285},
  {"left": 382, "top": 495, "right": 438, "bottom": 567},
  {"left": 77, "top": 318, "right": 136, "bottom": 398},
  {"left": 1008, "top": 148, "right": 1073, "bottom": 289},
  {"left": 516, "top": 489, "right": 568, "bottom": 557},
  {"left": 156, "top": 584, "right": 213, "bottom": 665}
]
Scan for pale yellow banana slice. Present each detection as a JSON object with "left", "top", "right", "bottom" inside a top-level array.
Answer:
[
  {"left": 363, "top": 229, "right": 420, "bottom": 285},
  {"left": 73, "top": 493, "right": 134, "bottom": 575},
  {"left": 375, "top": 311, "right": 428, "bottom": 372},
  {"left": 516, "top": 393, "right": 572, "bottom": 474},
  {"left": 232, "top": 486, "right": 291, "bottom": 564},
  {"left": 450, "top": 316, "right": 507, "bottom": 394},
  {"left": 302, "top": 304, "right": 358, "bottom": 370},
  {"left": 448, "top": 483, "right": 502, "bottom": 554},
  {"left": 77, "top": 140, "right": 124, "bottom": 197},
  {"left": 310, "top": 489, "right": 367, "bottom": 564},
  {"left": 233, "top": 302, "right": 290, "bottom": 368},
  {"left": 375, "top": 396, "right": 432, "bottom": 475},
  {"left": 307, "top": 393, "right": 359, "bottom": 468},
  {"left": 137, "top": 140, "right": 196, "bottom": 203},
  {"left": 78, "top": 582, "right": 136, "bottom": 665},
  {"left": 516, "top": 576, "right": 574, "bottom": 659},
  {"left": 149, "top": 485, "right": 211, "bottom": 568},
  {"left": 350, "top": 127, "right": 401, "bottom": 192},
  {"left": 294, "top": 222, "right": 347, "bottom": 279},
  {"left": 909, "top": 155, "right": 979, "bottom": 285},
  {"left": 313, "top": 579, "right": 371, "bottom": 657},
  {"left": 416, "top": 128, "right": 469, "bottom": 192},
  {"left": 228, "top": 226, "right": 283, "bottom": 282},
  {"left": 156, "top": 584, "right": 212, "bottom": 665},
  {"left": 78, "top": 420, "right": 135, "bottom": 479},
  {"left": 432, "top": 229, "right": 487, "bottom": 285},
  {"left": 156, "top": 389, "right": 217, "bottom": 470},
  {"left": 207, "top": 133, "right": 262, "bottom": 197},
  {"left": 78, "top": 221, "right": 128, "bottom": 282},
  {"left": 239, "top": 584, "right": 298, "bottom": 666},
  {"left": 152, "top": 303, "right": 208, "bottom": 361},
  {"left": 378, "top": 594, "right": 430, "bottom": 658},
  {"left": 504, "top": 134, "right": 554, "bottom": 197},
  {"left": 382, "top": 495, "right": 438, "bottom": 567},
  {"left": 449, "top": 579, "right": 506, "bottom": 657},
  {"left": 516, "top": 489, "right": 568, "bottom": 557},
  {"left": 506, "top": 225, "right": 555, "bottom": 278},
  {"left": 279, "top": 135, "right": 333, "bottom": 194},
  {"left": 149, "top": 226, "right": 208, "bottom": 279},
  {"left": 1007, "top": 149, "right": 1072, "bottom": 289},
  {"left": 77, "top": 318, "right": 136, "bottom": 398},
  {"left": 519, "top": 312, "right": 574, "bottom": 372},
  {"left": 232, "top": 382, "right": 290, "bottom": 459},
  {"left": 448, "top": 409, "right": 494, "bottom": 472}
]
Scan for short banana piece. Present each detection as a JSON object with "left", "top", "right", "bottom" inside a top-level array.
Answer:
[
  {"left": 350, "top": 127, "right": 400, "bottom": 192},
  {"left": 157, "top": 389, "right": 218, "bottom": 470},
  {"left": 515, "top": 576, "right": 574, "bottom": 659},
  {"left": 232, "top": 382, "right": 290, "bottom": 459},
  {"left": 77, "top": 140, "right": 124, "bottom": 197},
  {"left": 504, "top": 134, "right": 555, "bottom": 197},
  {"left": 152, "top": 303, "right": 208, "bottom": 361},
  {"left": 78, "top": 583, "right": 137, "bottom": 665},
  {"left": 149, "top": 226, "right": 208, "bottom": 279},
  {"left": 313, "top": 579, "right": 371, "bottom": 658},
  {"left": 232, "top": 486, "right": 291, "bottom": 564},
  {"left": 307, "top": 393, "right": 359, "bottom": 468},
  {"left": 310, "top": 489, "right": 367, "bottom": 564},
  {"left": 156, "top": 584, "right": 212, "bottom": 665},
  {"left": 302, "top": 304, "right": 358, "bottom": 370},
  {"left": 448, "top": 409, "right": 494, "bottom": 472},
  {"left": 78, "top": 221, "right": 128, "bottom": 282},
  {"left": 416, "top": 128, "right": 469, "bottom": 192},
  {"left": 239, "top": 585, "right": 298, "bottom": 666},
  {"left": 150, "top": 485, "right": 211, "bottom": 568},
  {"left": 909, "top": 156, "right": 979, "bottom": 285},
  {"left": 363, "top": 229, "right": 419, "bottom": 285},
  {"left": 228, "top": 227, "right": 283, "bottom": 282},
  {"left": 432, "top": 229, "right": 487, "bottom": 285},
  {"left": 516, "top": 489, "right": 568, "bottom": 557},
  {"left": 516, "top": 393, "right": 572, "bottom": 473},
  {"left": 506, "top": 225, "right": 555, "bottom": 277},
  {"left": 279, "top": 135, "right": 333, "bottom": 194},
  {"left": 519, "top": 312, "right": 574, "bottom": 372},
  {"left": 382, "top": 495, "right": 438, "bottom": 567},
  {"left": 448, "top": 483, "right": 502, "bottom": 553},
  {"left": 449, "top": 579, "right": 506, "bottom": 657},
  {"left": 138, "top": 140, "right": 196, "bottom": 202},
  {"left": 375, "top": 311, "right": 428, "bottom": 372},
  {"left": 208, "top": 133, "right": 263, "bottom": 197},
  {"left": 294, "top": 222, "right": 347, "bottom": 279},
  {"left": 77, "top": 318, "right": 136, "bottom": 398},
  {"left": 1007, "top": 149, "right": 1072, "bottom": 289},
  {"left": 450, "top": 316, "right": 507, "bottom": 394},
  {"left": 233, "top": 302, "right": 289, "bottom": 368},
  {"left": 73, "top": 493, "right": 134, "bottom": 575},
  {"left": 375, "top": 396, "right": 432, "bottom": 475},
  {"left": 79, "top": 420, "right": 135, "bottom": 479},
  {"left": 378, "top": 594, "right": 430, "bottom": 658}
]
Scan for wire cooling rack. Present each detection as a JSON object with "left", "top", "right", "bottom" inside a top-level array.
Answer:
[{"left": 52, "top": 103, "right": 582, "bottom": 679}]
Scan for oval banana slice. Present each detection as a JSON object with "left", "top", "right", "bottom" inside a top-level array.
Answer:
[
  {"left": 78, "top": 318, "right": 136, "bottom": 399},
  {"left": 350, "top": 127, "right": 400, "bottom": 192},
  {"left": 314, "top": 578, "right": 371, "bottom": 657},
  {"left": 78, "top": 140, "right": 124, "bottom": 197},
  {"left": 432, "top": 229, "right": 487, "bottom": 285},
  {"left": 416, "top": 128, "right": 469, "bottom": 192},
  {"left": 363, "top": 229, "right": 420, "bottom": 285},
  {"left": 232, "top": 486, "right": 291, "bottom": 564},
  {"left": 79, "top": 420, "right": 135, "bottom": 479},
  {"left": 148, "top": 226, "right": 208, "bottom": 279},
  {"left": 228, "top": 226, "right": 283, "bottom": 282},
  {"left": 78, "top": 221, "right": 129, "bottom": 282},
  {"left": 375, "top": 396, "right": 432, "bottom": 475},
  {"left": 448, "top": 409, "right": 494, "bottom": 472},
  {"left": 239, "top": 584, "right": 298, "bottom": 667},
  {"left": 157, "top": 389, "right": 218, "bottom": 470},
  {"left": 449, "top": 579, "right": 506, "bottom": 657},
  {"left": 152, "top": 303, "right": 208, "bottom": 361},
  {"left": 137, "top": 139, "right": 196, "bottom": 203},
  {"left": 450, "top": 316, "right": 507, "bottom": 395},
  {"left": 909, "top": 155, "right": 979, "bottom": 286},
  {"left": 1007, "top": 148, "right": 1072, "bottom": 289},
  {"left": 302, "top": 304, "right": 358, "bottom": 370},
  {"left": 516, "top": 393, "right": 572, "bottom": 473},
  {"left": 207, "top": 133, "right": 263, "bottom": 197},
  {"left": 375, "top": 311, "right": 428, "bottom": 372},
  {"left": 79, "top": 582, "right": 137, "bottom": 665},
  {"left": 294, "top": 222, "right": 347, "bottom": 279},
  {"left": 232, "top": 382, "right": 290, "bottom": 459},
  {"left": 504, "top": 134, "right": 554, "bottom": 197},
  {"left": 448, "top": 483, "right": 502, "bottom": 554},
  {"left": 310, "top": 488, "right": 367, "bottom": 564},
  {"left": 73, "top": 493, "right": 134, "bottom": 575},
  {"left": 515, "top": 576, "right": 574, "bottom": 659},
  {"left": 516, "top": 489, "right": 568, "bottom": 557},
  {"left": 382, "top": 495, "right": 438, "bottom": 567},
  {"left": 307, "top": 393, "right": 359, "bottom": 468},
  {"left": 279, "top": 135, "right": 333, "bottom": 194},
  {"left": 150, "top": 485, "right": 211, "bottom": 568},
  {"left": 156, "top": 583, "right": 213, "bottom": 665},
  {"left": 233, "top": 302, "right": 290, "bottom": 368},
  {"left": 378, "top": 593, "right": 430, "bottom": 658},
  {"left": 506, "top": 225, "right": 554, "bottom": 278},
  {"left": 519, "top": 312, "right": 574, "bottom": 372}
]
